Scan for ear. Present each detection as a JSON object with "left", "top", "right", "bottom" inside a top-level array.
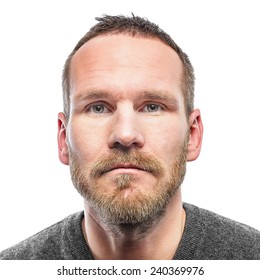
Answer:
[
  {"left": 57, "top": 112, "right": 69, "bottom": 165},
  {"left": 187, "top": 109, "right": 203, "bottom": 161}
]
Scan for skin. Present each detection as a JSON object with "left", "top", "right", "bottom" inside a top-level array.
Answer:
[{"left": 58, "top": 34, "right": 203, "bottom": 259}]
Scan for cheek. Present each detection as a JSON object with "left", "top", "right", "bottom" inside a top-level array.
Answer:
[
  {"left": 67, "top": 118, "right": 108, "bottom": 161},
  {"left": 146, "top": 123, "right": 187, "bottom": 165}
]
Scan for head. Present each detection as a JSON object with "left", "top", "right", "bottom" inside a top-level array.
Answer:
[
  {"left": 58, "top": 14, "right": 203, "bottom": 231},
  {"left": 62, "top": 14, "right": 195, "bottom": 120}
]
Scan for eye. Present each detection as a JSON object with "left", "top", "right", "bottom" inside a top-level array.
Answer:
[
  {"left": 87, "top": 104, "right": 110, "bottom": 114},
  {"left": 143, "top": 103, "right": 164, "bottom": 113}
]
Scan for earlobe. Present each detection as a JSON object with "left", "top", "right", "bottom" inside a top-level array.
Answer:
[
  {"left": 187, "top": 109, "right": 203, "bottom": 162},
  {"left": 58, "top": 112, "right": 69, "bottom": 165}
]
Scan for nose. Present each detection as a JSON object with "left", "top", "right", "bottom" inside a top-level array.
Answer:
[{"left": 108, "top": 103, "right": 145, "bottom": 149}]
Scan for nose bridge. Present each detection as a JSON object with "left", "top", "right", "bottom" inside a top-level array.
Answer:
[{"left": 108, "top": 101, "right": 144, "bottom": 148}]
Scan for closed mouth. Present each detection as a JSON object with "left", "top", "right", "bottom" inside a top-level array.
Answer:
[
  {"left": 97, "top": 162, "right": 150, "bottom": 176},
  {"left": 108, "top": 164, "right": 145, "bottom": 172}
]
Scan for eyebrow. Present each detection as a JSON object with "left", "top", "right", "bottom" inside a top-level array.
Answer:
[
  {"left": 73, "top": 89, "right": 179, "bottom": 108},
  {"left": 73, "top": 91, "right": 111, "bottom": 103},
  {"left": 141, "top": 90, "right": 178, "bottom": 104},
  {"left": 139, "top": 91, "right": 179, "bottom": 108}
]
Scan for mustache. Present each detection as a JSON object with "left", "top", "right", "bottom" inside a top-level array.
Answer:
[{"left": 90, "top": 150, "right": 165, "bottom": 178}]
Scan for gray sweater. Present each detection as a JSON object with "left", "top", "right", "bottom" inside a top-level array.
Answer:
[{"left": 1, "top": 203, "right": 260, "bottom": 259}]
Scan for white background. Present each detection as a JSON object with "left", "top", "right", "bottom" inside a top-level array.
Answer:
[{"left": 0, "top": 0, "right": 260, "bottom": 251}]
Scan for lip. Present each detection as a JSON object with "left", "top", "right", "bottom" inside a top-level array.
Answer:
[
  {"left": 111, "top": 164, "right": 144, "bottom": 171},
  {"left": 105, "top": 164, "right": 146, "bottom": 174}
]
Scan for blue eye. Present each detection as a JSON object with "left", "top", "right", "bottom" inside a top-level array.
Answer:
[
  {"left": 88, "top": 104, "right": 109, "bottom": 114},
  {"left": 144, "top": 104, "right": 163, "bottom": 112}
]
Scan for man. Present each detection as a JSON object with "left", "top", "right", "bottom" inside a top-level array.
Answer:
[{"left": 1, "top": 14, "right": 260, "bottom": 260}]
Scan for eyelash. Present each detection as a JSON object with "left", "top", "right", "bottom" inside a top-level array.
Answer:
[
  {"left": 86, "top": 102, "right": 165, "bottom": 114},
  {"left": 142, "top": 103, "right": 165, "bottom": 113},
  {"left": 87, "top": 104, "right": 110, "bottom": 114}
]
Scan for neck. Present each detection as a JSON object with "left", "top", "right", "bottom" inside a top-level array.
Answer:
[{"left": 82, "top": 189, "right": 185, "bottom": 260}]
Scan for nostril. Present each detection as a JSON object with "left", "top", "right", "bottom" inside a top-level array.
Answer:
[
  {"left": 109, "top": 131, "right": 145, "bottom": 150},
  {"left": 112, "top": 140, "right": 139, "bottom": 150}
]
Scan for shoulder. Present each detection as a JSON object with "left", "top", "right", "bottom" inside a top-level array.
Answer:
[
  {"left": 184, "top": 203, "right": 260, "bottom": 259},
  {"left": 0, "top": 211, "right": 84, "bottom": 260}
]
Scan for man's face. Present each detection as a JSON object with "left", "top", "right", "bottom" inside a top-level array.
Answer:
[{"left": 62, "top": 34, "right": 190, "bottom": 226}]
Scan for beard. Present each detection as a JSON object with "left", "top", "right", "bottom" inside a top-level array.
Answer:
[{"left": 69, "top": 139, "right": 188, "bottom": 234}]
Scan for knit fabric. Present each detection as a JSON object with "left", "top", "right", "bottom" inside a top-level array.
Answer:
[{"left": 1, "top": 203, "right": 260, "bottom": 260}]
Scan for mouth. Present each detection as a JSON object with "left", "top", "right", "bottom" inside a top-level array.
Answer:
[{"left": 104, "top": 164, "right": 147, "bottom": 174}]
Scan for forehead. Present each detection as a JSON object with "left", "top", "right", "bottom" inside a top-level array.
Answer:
[{"left": 69, "top": 34, "right": 184, "bottom": 102}]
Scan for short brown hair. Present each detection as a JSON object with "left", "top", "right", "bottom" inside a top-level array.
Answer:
[{"left": 62, "top": 14, "right": 195, "bottom": 118}]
